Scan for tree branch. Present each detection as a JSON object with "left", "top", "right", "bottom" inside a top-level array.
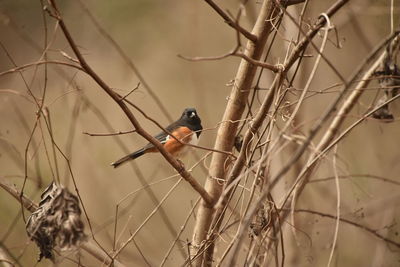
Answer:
[
  {"left": 224, "top": 27, "right": 400, "bottom": 266},
  {"left": 47, "top": 0, "right": 213, "bottom": 207},
  {"left": 285, "top": 0, "right": 350, "bottom": 71},
  {"left": 203, "top": 0, "right": 257, "bottom": 42},
  {"left": 191, "top": 0, "right": 281, "bottom": 265}
]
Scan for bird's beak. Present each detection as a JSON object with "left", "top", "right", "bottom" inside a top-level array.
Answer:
[{"left": 190, "top": 112, "right": 196, "bottom": 118}]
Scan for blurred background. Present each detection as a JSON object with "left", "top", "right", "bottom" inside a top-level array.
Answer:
[{"left": 0, "top": 0, "right": 399, "bottom": 266}]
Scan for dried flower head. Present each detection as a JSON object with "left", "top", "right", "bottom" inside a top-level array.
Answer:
[
  {"left": 26, "top": 182, "right": 86, "bottom": 261},
  {"left": 249, "top": 203, "right": 274, "bottom": 238}
]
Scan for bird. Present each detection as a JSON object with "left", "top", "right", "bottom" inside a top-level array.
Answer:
[{"left": 111, "top": 108, "right": 203, "bottom": 168}]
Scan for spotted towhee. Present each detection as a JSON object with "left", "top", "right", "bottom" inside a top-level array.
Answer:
[{"left": 111, "top": 108, "right": 203, "bottom": 168}]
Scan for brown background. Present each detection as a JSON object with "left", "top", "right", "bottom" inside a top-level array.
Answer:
[{"left": 0, "top": 0, "right": 399, "bottom": 266}]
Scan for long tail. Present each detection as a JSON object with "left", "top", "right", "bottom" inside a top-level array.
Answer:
[{"left": 111, "top": 148, "right": 146, "bottom": 168}]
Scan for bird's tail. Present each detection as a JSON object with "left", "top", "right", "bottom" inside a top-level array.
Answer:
[{"left": 111, "top": 148, "right": 146, "bottom": 168}]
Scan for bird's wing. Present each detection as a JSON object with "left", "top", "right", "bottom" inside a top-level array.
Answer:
[
  {"left": 141, "top": 132, "right": 167, "bottom": 151},
  {"left": 142, "top": 121, "right": 182, "bottom": 150},
  {"left": 153, "top": 131, "right": 170, "bottom": 144},
  {"left": 142, "top": 128, "right": 172, "bottom": 150}
]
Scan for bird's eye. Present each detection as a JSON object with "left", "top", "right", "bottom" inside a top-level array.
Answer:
[{"left": 190, "top": 112, "right": 196, "bottom": 118}]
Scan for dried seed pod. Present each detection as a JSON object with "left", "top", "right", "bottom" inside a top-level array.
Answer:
[
  {"left": 234, "top": 134, "right": 244, "bottom": 152},
  {"left": 26, "top": 182, "right": 86, "bottom": 261},
  {"left": 372, "top": 43, "right": 400, "bottom": 121}
]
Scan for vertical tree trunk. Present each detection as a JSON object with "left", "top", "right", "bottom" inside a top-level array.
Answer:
[{"left": 190, "top": 0, "right": 280, "bottom": 265}]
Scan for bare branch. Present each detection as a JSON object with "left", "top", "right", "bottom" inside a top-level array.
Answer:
[
  {"left": 178, "top": 41, "right": 281, "bottom": 72},
  {"left": 292, "top": 209, "right": 400, "bottom": 249},
  {"left": 284, "top": 0, "right": 350, "bottom": 71},
  {"left": 191, "top": 0, "right": 282, "bottom": 265},
  {"left": 47, "top": 0, "right": 213, "bottom": 207},
  {"left": 120, "top": 82, "right": 140, "bottom": 101},
  {"left": 309, "top": 174, "right": 400, "bottom": 186},
  {"left": 203, "top": 0, "right": 257, "bottom": 42},
  {"left": 225, "top": 32, "right": 400, "bottom": 264},
  {"left": 0, "top": 60, "right": 85, "bottom": 77},
  {"left": 82, "top": 129, "right": 137, "bottom": 137}
]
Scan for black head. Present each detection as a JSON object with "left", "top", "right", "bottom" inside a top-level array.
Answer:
[{"left": 180, "top": 108, "right": 202, "bottom": 133}]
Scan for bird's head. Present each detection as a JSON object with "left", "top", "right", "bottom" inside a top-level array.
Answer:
[{"left": 181, "top": 107, "right": 201, "bottom": 126}]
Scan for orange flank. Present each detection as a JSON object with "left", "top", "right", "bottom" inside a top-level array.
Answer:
[
  {"left": 164, "top": 127, "right": 193, "bottom": 156},
  {"left": 146, "top": 126, "right": 194, "bottom": 157}
]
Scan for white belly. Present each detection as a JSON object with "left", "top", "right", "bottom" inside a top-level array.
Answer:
[
  {"left": 176, "top": 133, "right": 199, "bottom": 159},
  {"left": 188, "top": 133, "right": 199, "bottom": 146}
]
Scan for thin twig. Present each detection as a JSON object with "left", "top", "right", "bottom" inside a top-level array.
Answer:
[
  {"left": 120, "top": 82, "right": 140, "bottom": 101},
  {"left": 309, "top": 174, "right": 400, "bottom": 186},
  {"left": 0, "top": 89, "right": 35, "bottom": 103},
  {"left": 160, "top": 198, "right": 201, "bottom": 266},
  {"left": 111, "top": 178, "right": 183, "bottom": 262},
  {"left": 327, "top": 145, "right": 340, "bottom": 267},
  {"left": 291, "top": 209, "right": 400, "bottom": 249},
  {"left": 76, "top": 0, "right": 174, "bottom": 122},
  {"left": 132, "top": 239, "right": 153, "bottom": 267},
  {"left": 81, "top": 94, "right": 187, "bottom": 259},
  {"left": 179, "top": 50, "right": 281, "bottom": 72},
  {"left": 203, "top": 0, "right": 257, "bottom": 42},
  {"left": 0, "top": 60, "right": 85, "bottom": 77},
  {"left": 83, "top": 129, "right": 137, "bottom": 137}
]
